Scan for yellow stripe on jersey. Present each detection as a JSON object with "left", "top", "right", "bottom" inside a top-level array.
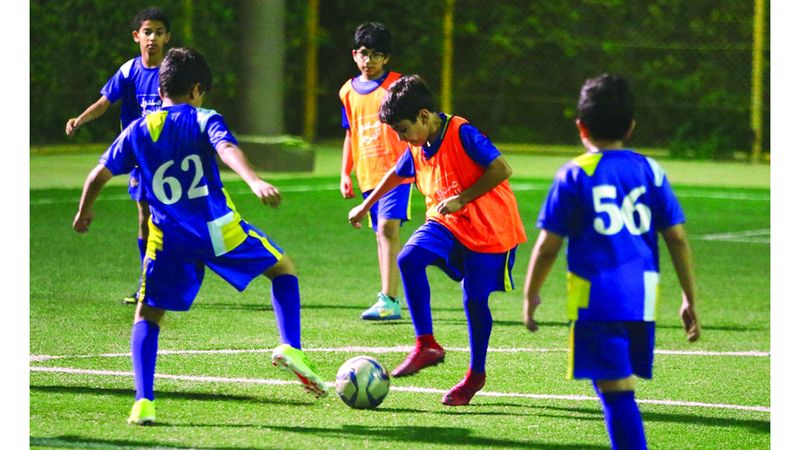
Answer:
[
  {"left": 571, "top": 152, "right": 603, "bottom": 177},
  {"left": 503, "top": 251, "right": 513, "bottom": 292},
  {"left": 566, "top": 272, "right": 591, "bottom": 321},
  {"left": 566, "top": 321, "right": 576, "bottom": 380},
  {"left": 145, "top": 111, "right": 169, "bottom": 142},
  {"left": 247, "top": 229, "right": 284, "bottom": 260},
  {"left": 207, "top": 212, "right": 247, "bottom": 256},
  {"left": 145, "top": 218, "right": 164, "bottom": 260}
]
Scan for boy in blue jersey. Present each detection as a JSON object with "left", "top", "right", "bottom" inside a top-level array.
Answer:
[
  {"left": 66, "top": 7, "right": 172, "bottom": 305},
  {"left": 522, "top": 74, "right": 701, "bottom": 449},
  {"left": 73, "top": 47, "right": 328, "bottom": 425}
]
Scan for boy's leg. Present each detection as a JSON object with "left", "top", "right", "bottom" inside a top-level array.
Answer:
[
  {"left": 122, "top": 196, "right": 150, "bottom": 304},
  {"left": 263, "top": 256, "right": 328, "bottom": 397},
  {"left": 362, "top": 218, "right": 403, "bottom": 320},
  {"left": 442, "top": 252, "right": 501, "bottom": 406},
  {"left": 264, "top": 256, "right": 301, "bottom": 349},
  {"left": 128, "top": 301, "right": 165, "bottom": 425},
  {"left": 361, "top": 184, "right": 410, "bottom": 320},
  {"left": 594, "top": 378, "right": 647, "bottom": 450},
  {"left": 391, "top": 243, "right": 445, "bottom": 377}
]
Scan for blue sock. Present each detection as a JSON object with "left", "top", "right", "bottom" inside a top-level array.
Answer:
[
  {"left": 594, "top": 384, "right": 647, "bottom": 450},
  {"left": 271, "top": 274, "right": 302, "bottom": 349},
  {"left": 138, "top": 238, "right": 146, "bottom": 262},
  {"left": 398, "top": 245, "right": 439, "bottom": 337},
  {"left": 463, "top": 295, "right": 492, "bottom": 373},
  {"left": 131, "top": 320, "right": 160, "bottom": 401}
]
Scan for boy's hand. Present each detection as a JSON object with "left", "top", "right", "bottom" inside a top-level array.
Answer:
[
  {"left": 348, "top": 204, "right": 368, "bottom": 228},
  {"left": 65, "top": 118, "right": 81, "bottom": 136},
  {"left": 340, "top": 174, "right": 355, "bottom": 199},
  {"left": 523, "top": 294, "right": 542, "bottom": 333},
  {"left": 680, "top": 300, "right": 701, "bottom": 342},
  {"left": 249, "top": 180, "right": 281, "bottom": 207},
  {"left": 73, "top": 210, "right": 94, "bottom": 233},
  {"left": 436, "top": 195, "right": 466, "bottom": 215}
]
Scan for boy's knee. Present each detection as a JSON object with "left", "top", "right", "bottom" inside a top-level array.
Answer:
[
  {"left": 135, "top": 302, "right": 165, "bottom": 325},
  {"left": 264, "top": 255, "right": 296, "bottom": 279},
  {"left": 397, "top": 245, "right": 419, "bottom": 272},
  {"left": 376, "top": 219, "right": 401, "bottom": 240}
]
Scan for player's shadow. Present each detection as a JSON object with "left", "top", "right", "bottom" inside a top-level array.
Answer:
[
  {"left": 168, "top": 423, "right": 608, "bottom": 449},
  {"left": 30, "top": 436, "right": 252, "bottom": 450},
  {"left": 30, "top": 384, "right": 312, "bottom": 407},
  {"left": 489, "top": 402, "right": 770, "bottom": 434}
]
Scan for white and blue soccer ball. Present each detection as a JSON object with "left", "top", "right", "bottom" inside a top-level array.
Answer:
[{"left": 335, "top": 356, "right": 390, "bottom": 409}]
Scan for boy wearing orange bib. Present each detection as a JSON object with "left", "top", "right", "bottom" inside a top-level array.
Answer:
[
  {"left": 340, "top": 23, "right": 412, "bottom": 320},
  {"left": 348, "top": 75, "right": 526, "bottom": 406}
]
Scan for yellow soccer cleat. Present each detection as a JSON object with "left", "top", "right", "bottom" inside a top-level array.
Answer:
[
  {"left": 272, "top": 344, "right": 329, "bottom": 398},
  {"left": 127, "top": 398, "right": 156, "bottom": 425}
]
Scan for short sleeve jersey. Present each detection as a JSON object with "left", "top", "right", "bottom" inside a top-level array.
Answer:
[
  {"left": 100, "top": 104, "right": 241, "bottom": 256},
  {"left": 537, "top": 150, "right": 685, "bottom": 321},
  {"left": 101, "top": 56, "right": 162, "bottom": 128}
]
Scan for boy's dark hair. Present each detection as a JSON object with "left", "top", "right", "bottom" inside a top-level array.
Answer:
[
  {"left": 353, "top": 22, "right": 392, "bottom": 54},
  {"left": 132, "top": 7, "right": 171, "bottom": 31},
  {"left": 577, "top": 74, "right": 634, "bottom": 141},
  {"left": 379, "top": 75, "right": 436, "bottom": 125},
  {"left": 159, "top": 48, "right": 212, "bottom": 98}
]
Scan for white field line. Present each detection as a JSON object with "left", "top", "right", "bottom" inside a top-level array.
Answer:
[
  {"left": 29, "top": 366, "right": 770, "bottom": 413},
  {"left": 29, "top": 345, "right": 770, "bottom": 362},
  {"left": 698, "top": 228, "right": 770, "bottom": 244},
  {"left": 29, "top": 183, "right": 768, "bottom": 205}
]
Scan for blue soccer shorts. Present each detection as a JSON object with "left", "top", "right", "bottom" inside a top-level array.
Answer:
[
  {"left": 128, "top": 167, "right": 145, "bottom": 201},
  {"left": 567, "top": 321, "right": 655, "bottom": 381},
  {"left": 404, "top": 220, "right": 516, "bottom": 297},
  {"left": 138, "top": 219, "right": 284, "bottom": 311},
  {"left": 362, "top": 183, "right": 412, "bottom": 232}
]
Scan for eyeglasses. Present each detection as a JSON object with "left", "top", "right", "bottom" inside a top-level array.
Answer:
[{"left": 354, "top": 50, "right": 386, "bottom": 62}]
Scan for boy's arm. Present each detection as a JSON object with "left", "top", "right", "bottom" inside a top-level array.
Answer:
[
  {"left": 66, "top": 96, "right": 112, "bottom": 136},
  {"left": 73, "top": 164, "right": 115, "bottom": 233},
  {"left": 522, "top": 230, "right": 564, "bottom": 333},
  {"left": 661, "top": 224, "right": 701, "bottom": 342},
  {"left": 340, "top": 130, "right": 355, "bottom": 198},
  {"left": 348, "top": 168, "right": 406, "bottom": 228},
  {"left": 216, "top": 142, "right": 281, "bottom": 207},
  {"left": 436, "top": 155, "right": 513, "bottom": 215}
]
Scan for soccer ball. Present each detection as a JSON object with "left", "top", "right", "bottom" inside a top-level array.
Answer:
[{"left": 335, "top": 356, "right": 390, "bottom": 409}]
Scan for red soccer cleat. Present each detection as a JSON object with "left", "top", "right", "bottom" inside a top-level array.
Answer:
[
  {"left": 391, "top": 343, "right": 446, "bottom": 377},
  {"left": 441, "top": 370, "right": 486, "bottom": 406}
]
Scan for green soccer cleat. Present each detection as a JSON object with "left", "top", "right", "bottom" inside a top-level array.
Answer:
[
  {"left": 360, "top": 293, "right": 402, "bottom": 321},
  {"left": 127, "top": 398, "right": 156, "bottom": 425},
  {"left": 271, "top": 344, "right": 329, "bottom": 398},
  {"left": 121, "top": 292, "right": 138, "bottom": 305}
]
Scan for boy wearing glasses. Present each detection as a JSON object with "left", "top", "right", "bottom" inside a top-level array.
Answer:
[{"left": 339, "top": 22, "right": 412, "bottom": 321}]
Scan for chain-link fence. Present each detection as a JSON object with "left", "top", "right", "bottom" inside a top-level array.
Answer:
[{"left": 285, "top": 0, "right": 769, "bottom": 160}]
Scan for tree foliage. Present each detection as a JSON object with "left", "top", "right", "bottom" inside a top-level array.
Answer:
[
  {"left": 30, "top": 0, "right": 239, "bottom": 145},
  {"left": 285, "top": 0, "right": 769, "bottom": 158}
]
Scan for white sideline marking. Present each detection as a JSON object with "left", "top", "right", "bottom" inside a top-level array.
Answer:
[
  {"left": 29, "top": 183, "right": 768, "bottom": 205},
  {"left": 698, "top": 228, "right": 770, "bottom": 244},
  {"left": 30, "top": 366, "right": 770, "bottom": 413},
  {"left": 29, "top": 346, "right": 770, "bottom": 362}
]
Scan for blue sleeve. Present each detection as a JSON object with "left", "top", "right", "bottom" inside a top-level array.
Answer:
[
  {"left": 341, "top": 106, "right": 350, "bottom": 130},
  {"left": 206, "top": 114, "right": 239, "bottom": 150},
  {"left": 537, "top": 165, "right": 580, "bottom": 237},
  {"left": 100, "top": 67, "right": 126, "bottom": 104},
  {"left": 394, "top": 148, "right": 415, "bottom": 178},
  {"left": 652, "top": 176, "right": 686, "bottom": 230},
  {"left": 459, "top": 124, "right": 501, "bottom": 168},
  {"left": 99, "top": 126, "right": 137, "bottom": 176}
]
